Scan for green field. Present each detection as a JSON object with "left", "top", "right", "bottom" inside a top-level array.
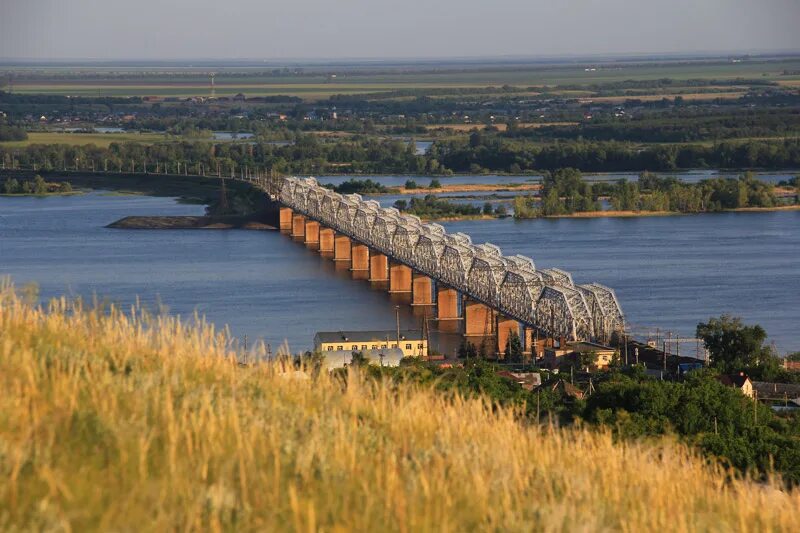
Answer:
[
  {"left": 5, "top": 57, "right": 800, "bottom": 100},
  {"left": 0, "top": 131, "right": 171, "bottom": 148}
]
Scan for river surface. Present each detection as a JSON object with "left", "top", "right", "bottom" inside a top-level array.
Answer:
[{"left": 1, "top": 192, "right": 798, "bottom": 354}]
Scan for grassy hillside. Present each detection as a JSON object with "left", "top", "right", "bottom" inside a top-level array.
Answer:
[{"left": 1, "top": 282, "right": 798, "bottom": 531}]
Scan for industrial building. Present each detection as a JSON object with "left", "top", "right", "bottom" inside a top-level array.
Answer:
[{"left": 314, "top": 330, "right": 428, "bottom": 358}]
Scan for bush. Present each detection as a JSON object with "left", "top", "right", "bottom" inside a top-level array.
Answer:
[{"left": 2, "top": 178, "right": 20, "bottom": 194}]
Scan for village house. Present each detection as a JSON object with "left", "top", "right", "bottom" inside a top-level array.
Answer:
[
  {"left": 752, "top": 381, "right": 800, "bottom": 404},
  {"left": 716, "top": 373, "right": 754, "bottom": 398},
  {"left": 543, "top": 341, "right": 617, "bottom": 371}
]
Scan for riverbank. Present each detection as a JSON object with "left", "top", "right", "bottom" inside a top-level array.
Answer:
[
  {"left": 108, "top": 215, "right": 276, "bottom": 230},
  {"left": 531, "top": 204, "right": 800, "bottom": 219},
  {"left": 0, "top": 191, "right": 84, "bottom": 198},
  {"left": 391, "top": 183, "right": 541, "bottom": 195}
]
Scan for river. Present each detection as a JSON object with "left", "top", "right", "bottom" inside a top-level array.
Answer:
[{"left": 1, "top": 192, "right": 798, "bottom": 354}]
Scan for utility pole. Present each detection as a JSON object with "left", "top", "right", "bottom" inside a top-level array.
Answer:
[
  {"left": 395, "top": 305, "right": 401, "bottom": 350},
  {"left": 754, "top": 390, "right": 758, "bottom": 425},
  {"left": 624, "top": 332, "right": 628, "bottom": 366}
]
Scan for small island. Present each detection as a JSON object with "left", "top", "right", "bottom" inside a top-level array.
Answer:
[{"left": 513, "top": 170, "right": 800, "bottom": 219}]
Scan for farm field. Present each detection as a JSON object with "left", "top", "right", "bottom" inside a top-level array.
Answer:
[
  {"left": 5, "top": 56, "right": 800, "bottom": 100},
  {"left": 0, "top": 131, "right": 171, "bottom": 148}
]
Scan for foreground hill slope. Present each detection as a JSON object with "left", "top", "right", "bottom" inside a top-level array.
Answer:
[{"left": 1, "top": 284, "right": 798, "bottom": 531}]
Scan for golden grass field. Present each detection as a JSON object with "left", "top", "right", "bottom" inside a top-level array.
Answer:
[{"left": 1, "top": 282, "right": 799, "bottom": 531}]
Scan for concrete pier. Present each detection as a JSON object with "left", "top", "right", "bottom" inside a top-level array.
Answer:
[
  {"left": 279, "top": 207, "right": 293, "bottom": 232},
  {"left": 436, "top": 286, "right": 460, "bottom": 320},
  {"left": 411, "top": 273, "right": 434, "bottom": 306},
  {"left": 389, "top": 262, "right": 412, "bottom": 293},
  {"left": 334, "top": 235, "right": 352, "bottom": 262},
  {"left": 304, "top": 220, "right": 320, "bottom": 246},
  {"left": 291, "top": 214, "right": 306, "bottom": 239},
  {"left": 369, "top": 252, "right": 389, "bottom": 281},
  {"left": 319, "top": 228, "right": 335, "bottom": 253},
  {"left": 351, "top": 243, "right": 369, "bottom": 271},
  {"left": 464, "top": 298, "right": 495, "bottom": 337}
]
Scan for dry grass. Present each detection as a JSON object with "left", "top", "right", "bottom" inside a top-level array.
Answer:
[{"left": 1, "top": 282, "right": 799, "bottom": 531}]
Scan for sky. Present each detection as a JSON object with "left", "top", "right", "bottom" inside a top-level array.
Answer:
[{"left": 1, "top": 0, "right": 799, "bottom": 61}]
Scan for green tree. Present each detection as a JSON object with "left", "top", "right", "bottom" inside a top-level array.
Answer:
[
  {"left": 482, "top": 202, "right": 493, "bottom": 215},
  {"left": 697, "top": 315, "right": 773, "bottom": 373},
  {"left": 505, "top": 331, "right": 523, "bottom": 364},
  {"left": 404, "top": 179, "right": 418, "bottom": 190},
  {"left": 513, "top": 195, "right": 538, "bottom": 219},
  {"left": 541, "top": 188, "right": 563, "bottom": 216},
  {"left": 350, "top": 351, "right": 369, "bottom": 367},
  {"left": 32, "top": 174, "right": 48, "bottom": 195},
  {"left": 2, "top": 178, "right": 20, "bottom": 194},
  {"left": 429, "top": 178, "right": 442, "bottom": 189}
]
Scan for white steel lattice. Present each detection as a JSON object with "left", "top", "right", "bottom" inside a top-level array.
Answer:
[{"left": 266, "top": 176, "right": 623, "bottom": 341}]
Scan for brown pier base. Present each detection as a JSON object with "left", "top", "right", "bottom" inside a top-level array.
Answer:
[
  {"left": 351, "top": 244, "right": 369, "bottom": 271},
  {"left": 436, "top": 286, "right": 460, "bottom": 321},
  {"left": 369, "top": 252, "right": 389, "bottom": 281},
  {"left": 279, "top": 207, "right": 293, "bottom": 232},
  {"left": 389, "top": 262, "right": 412, "bottom": 293},
  {"left": 319, "top": 228, "right": 335, "bottom": 253}
]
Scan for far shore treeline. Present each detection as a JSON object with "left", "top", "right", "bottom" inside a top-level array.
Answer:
[{"left": 3, "top": 136, "right": 800, "bottom": 176}]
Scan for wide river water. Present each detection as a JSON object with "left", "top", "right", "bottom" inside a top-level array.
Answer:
[{"left": 1, "top": 191, "right": 798, "bottom": 354}]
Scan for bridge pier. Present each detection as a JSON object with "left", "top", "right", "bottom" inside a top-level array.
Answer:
[
  {"left": 464, "top": 298, "right": 495, "bottom": 337},
  {"left": 304, "top": 220, "right": 320, "bottom": 247},
  {"left": 319, "top": 227, "right": 335, "bottom": 253},
  {"left": 279, "top": 207, "right": 293, "bottom": 232},
  {"left": 291, "top": 214, "right": 306, "bottom": 239},
  {"left": 436, "top": 286, "right": 460, "bottom": 320},
  {"left": 369, "top": 252, "right": 389, "bottom": 282},
  {"left": 411, "top": 273, "right": 434, "bottom": 306},
  {"left": 496, "top": 316, "right": 519, "bottom": 358},
  {"left": 334, "top": 235, "right": 352, "bottom": 262},
  {"left": 389, "top": 262, "right": 412, "bottom": 293},
  {"left": 351, "top": 243, "right": 369, "bottom": 272}
]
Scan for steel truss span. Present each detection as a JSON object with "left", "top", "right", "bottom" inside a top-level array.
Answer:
[{"left": 256, "top": 175, "right": 624, "bottom": 342}]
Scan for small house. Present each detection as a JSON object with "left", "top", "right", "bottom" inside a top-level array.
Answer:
[{"left": 716, "top": 373, "right": 754, "bottom": 397}]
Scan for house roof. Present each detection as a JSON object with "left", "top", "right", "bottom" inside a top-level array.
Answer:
[
  {"left": 315, "top": 330, "right": 424, "bottom": 344},
  {"left": 567, "top": 341, "right": 616, "bottom": 353},
  {"left": 717, "top": 373, "right": 751, "bottom": 388},
  {"left": 752, "top": 381, "right": 800, "bottom": 400}
]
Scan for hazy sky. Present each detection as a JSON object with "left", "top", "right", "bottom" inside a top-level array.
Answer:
[{"left": 2, "top": 0, "right": 799, "bottom": 60}]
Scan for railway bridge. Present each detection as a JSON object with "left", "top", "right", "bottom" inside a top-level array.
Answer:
[{"left": 243, "top": 175, "right": 624, "bottom": 356}]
